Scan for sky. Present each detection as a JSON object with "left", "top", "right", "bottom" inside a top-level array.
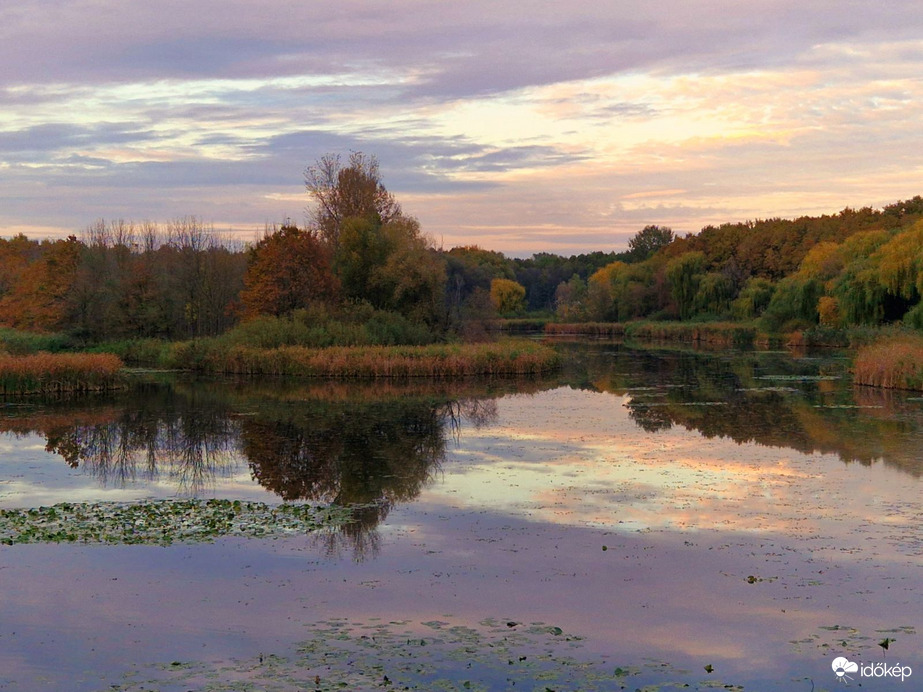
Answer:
[{"left": 2, "top": 1, "right": 923, "bottom": 256}]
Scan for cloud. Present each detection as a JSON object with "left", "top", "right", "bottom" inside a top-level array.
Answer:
[{"left": 2, "top": 1, "right": 923, "bottom": 252}]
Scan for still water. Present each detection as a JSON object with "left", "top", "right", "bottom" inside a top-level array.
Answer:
[{"left": 0, "top": 341, "right": 921, "bottom": 690}]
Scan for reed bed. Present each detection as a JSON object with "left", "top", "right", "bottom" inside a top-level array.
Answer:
[
  {"left": 170, "top": 339, "right": 560, "bottom": 378},
  {"left": 853, "top": 335, "right": 923, "bottom": 390},
  {"left": 0, "top": 352, "right": 125, "bottom": 395}
]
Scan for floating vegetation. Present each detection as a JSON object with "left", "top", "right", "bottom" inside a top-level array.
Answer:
[
  {"left": 812, "top": 404, "right": 883, "bottom": 409},
  {"left": 112, "top": 617, "right": 743, "bottom": 691},
  {"left": 0, "top": 499, "right": 354, "bottom": 545},
  {"left": 790, "top": 624, "right": 916, "bottom": 657}
]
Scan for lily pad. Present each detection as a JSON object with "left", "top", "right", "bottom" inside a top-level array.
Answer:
[{"left": 0, "top": 499, "right": 355, "bottom": 545}]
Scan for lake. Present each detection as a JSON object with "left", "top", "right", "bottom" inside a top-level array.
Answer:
[{"left": 1, "top": 340, "right": 921, "bottom": 691}]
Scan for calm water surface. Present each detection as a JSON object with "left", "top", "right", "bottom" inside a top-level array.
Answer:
[{"left": 1, "top": 341, "right": 921, "bottom": 690}]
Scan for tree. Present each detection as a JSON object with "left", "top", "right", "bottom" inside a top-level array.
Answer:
[
  {"left": 627, "top": 225, "right": 675, "bottom": 262},
  {"left": 0, "top": 236, "right": 81, "bottom": 332},
  {"left": 305, "top": 152, "right": 401, "bottom": 249},
  {"left": 240, "top": 225, "right": 338, "bottom": 318},
  {"left": 731, "top": 277, "right": 775, "bottom": 319},
  {"left": 555, "top": 275, "right": 587, "bottom": 321},
  {"left": 490, "top": 278, "right": 526, "bottom": 316},
  {"left": 665, "top": 251, "right": 705, "bottom": 320}
]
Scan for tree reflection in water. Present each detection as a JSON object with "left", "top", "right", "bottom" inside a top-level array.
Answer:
[
  {"left": 556, "top": 340, "right": 923, "bottom": 477},
  {"left": 0, "top": 378, "right": 511, "bottom": 558}
]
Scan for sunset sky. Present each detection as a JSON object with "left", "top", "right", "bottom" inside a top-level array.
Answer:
[{"left": 2, "top": 1, "right": 922, "bottom": 255}]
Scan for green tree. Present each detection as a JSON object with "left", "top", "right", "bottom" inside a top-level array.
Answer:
[
  {"left": 555, "top": 275, "right": 587, "bottom": 321},
  {"left": 731, "top": 277, "right": 775, "bottom": 319},
  {"left": 627, "top": 225, "right": 674, "bottom": 262},
  {"left": 694, "top": 272, "right": 736, "bottom": 317}
]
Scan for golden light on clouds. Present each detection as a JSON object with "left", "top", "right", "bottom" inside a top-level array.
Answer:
[{"left": 1, "top": 5, "right": 922, "bottom": 252}]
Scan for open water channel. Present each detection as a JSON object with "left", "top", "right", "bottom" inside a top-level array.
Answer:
[{"left": 0, "top": 340, "right": 921, "bottom": 690}]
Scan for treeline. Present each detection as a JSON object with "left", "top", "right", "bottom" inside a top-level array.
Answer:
[
  {"left": 548, "top": 197, "right": 923, "bottom": 331},
  {"left": 1, "top": 150, "right": 922, "bottom": 345},
  {"left": 0, "top": 218, "right": 245, "bottom": 340}
]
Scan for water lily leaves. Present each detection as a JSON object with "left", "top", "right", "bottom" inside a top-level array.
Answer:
[{"left": 0, "top": 499, "right": 354, "bottom": 545}]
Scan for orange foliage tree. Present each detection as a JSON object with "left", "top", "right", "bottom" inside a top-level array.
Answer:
[
  {"left": 240, "top": 225, "right": 339, "bottom": 318},
  {"left": 0, "top": 236, "right": 81, "bottom": 331}
]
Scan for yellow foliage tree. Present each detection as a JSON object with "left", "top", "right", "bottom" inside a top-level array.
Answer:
[{"left": 490, "top": 278, "right": 526, "bottom": 316}]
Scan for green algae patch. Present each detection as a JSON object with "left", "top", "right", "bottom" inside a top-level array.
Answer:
[{"left": 0, "top": 499, "right": 354, "bottom": 545}]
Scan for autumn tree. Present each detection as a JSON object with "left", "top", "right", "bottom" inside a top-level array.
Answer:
[
  {"left": 0, "top": 236, "right": 81, "bottom": 332},
  {"left": 240, "top": 225, "right": 338, "bottom": 318},
  {"left": 490, "top": 278, "right": 526, "bottom": 316},
  {"left": 305, "top": 152, "right": 401, "bottom": 249}
]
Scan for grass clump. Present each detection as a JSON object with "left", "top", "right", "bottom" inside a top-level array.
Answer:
[
  {"left": 0, "top": 352, "right": 125, "bottom": 395},
  {"left": 853, "top": 334, "right": 923, "bottom": 390}
]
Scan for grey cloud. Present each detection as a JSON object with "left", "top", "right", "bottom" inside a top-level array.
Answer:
[
  {"left": 2, "top": 1, "right": 922, "bottom": 95},
  {"left": 0, "top": 123, "right": 159, "bottom": 161}
]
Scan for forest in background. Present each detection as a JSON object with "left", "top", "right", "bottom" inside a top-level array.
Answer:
[{"left": 1, "top": 152, "right": 922, "bottom": 347}]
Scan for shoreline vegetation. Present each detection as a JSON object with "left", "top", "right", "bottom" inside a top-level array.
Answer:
[
  {"left": 4, "top": 322, "right": 923, "bottom": 392},
  {"left": 0, "top": 352, "right": 125, "bottom": 395},
  {"left": 853, "top": 335, "right": 923, "bottom": 391},
  {"left": 162, "top": 338, "right": 561, "bottom": 378}
]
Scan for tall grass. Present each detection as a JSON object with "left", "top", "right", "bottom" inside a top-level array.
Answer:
[
  {"left": 0, "top": 352, "right": 125, "bottom": 395},
  {"left": 165, "top": 339, "right": 560, "bottom": 378},
  {"left": 853, "top": 335, "right": 923, "bottom": 390}
]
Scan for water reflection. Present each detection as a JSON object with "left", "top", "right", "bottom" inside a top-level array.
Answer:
[
  {"left": 555, "top": 341, "right": 923, "bottom": 477},
  {"left": 0, "top": 378, "right": 522, "bottom": 556},
  {"left": 2, "top": 343, "right": 922, "bottom": 513}
]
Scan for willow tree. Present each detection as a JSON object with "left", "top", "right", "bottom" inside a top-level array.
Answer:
[{"left": 665, "top": 251, "right": 705, "bottom": 320}]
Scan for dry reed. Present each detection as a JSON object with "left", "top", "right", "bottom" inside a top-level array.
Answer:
[
  {"left": 853, "top": 335, "right": 923, "bottom": 390},
  {"left": 180, "top": 340, "right": 560, "bottom": 378},
  {"left": 0, "top": 352, "right": 125, "bottom": 395}
]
